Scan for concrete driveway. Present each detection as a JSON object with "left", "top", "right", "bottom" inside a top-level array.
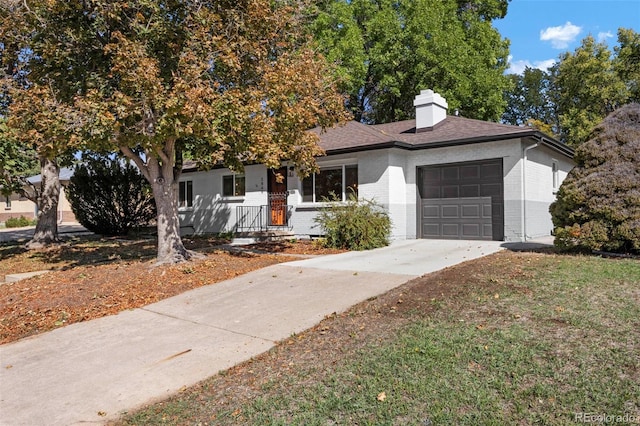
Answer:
[{"left": 0, "top": 239, "right": 504, "bottom": 426}]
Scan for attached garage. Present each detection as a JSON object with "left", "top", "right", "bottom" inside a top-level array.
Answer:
[{"left": 418, "top": 159, "right": 504, "bottom": 241}]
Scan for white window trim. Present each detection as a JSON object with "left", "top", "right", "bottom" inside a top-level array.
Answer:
[
  {"left": 552, "top": 159, "right": 559, "bottom": 194},
  {"left": 178, "top": 180, "right": 194, "bottom": 211},
  {"left": 222, "top": 173, "right": 246, "bottom": 198},
  {"left": 300, "top": 164, "right": 358, "bottom": 204}
]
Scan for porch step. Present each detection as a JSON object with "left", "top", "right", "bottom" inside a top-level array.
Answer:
[{"left": 231, "top": 230, "right": 295, "bottom": 246}]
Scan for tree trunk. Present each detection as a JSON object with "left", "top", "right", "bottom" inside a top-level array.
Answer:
[
  {"left": 26, "top": 157, "right": 60, "bottom": 249},
  {"left": 120, "top": 141, "right": 201, "bottom": 265},
  {"left": 150, "top": 176, "right": 195, "bottom": 264}
]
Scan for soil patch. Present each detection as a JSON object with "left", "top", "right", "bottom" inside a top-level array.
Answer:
[{"left": 0, "top": 236, "right": 339, "bottom": 344}]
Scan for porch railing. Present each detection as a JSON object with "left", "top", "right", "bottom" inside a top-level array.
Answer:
[{"left": 236, "top": 204, "right": 293, "bottom": 231}]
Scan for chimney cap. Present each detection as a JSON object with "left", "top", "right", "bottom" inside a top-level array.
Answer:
[
  {"left": 414, "top": 89, "right": 448, "bottom": 130},
  {"left": 413, "top": 89, "right": 448, "bottom": 108}
]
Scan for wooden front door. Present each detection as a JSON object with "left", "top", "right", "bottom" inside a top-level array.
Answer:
[{"left": 268, "top": 167, "right": 288, "bottom": 226}]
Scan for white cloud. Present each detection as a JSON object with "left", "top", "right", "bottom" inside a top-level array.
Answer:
[
  {"left": 597, "top": 31, "right": 614, "bottom": 43},
  {"left": 506, "top": 57, "right": 557, "bottom": 75},
  {"left": 540, "top": 21, "right": 582, "bottom": 49}
]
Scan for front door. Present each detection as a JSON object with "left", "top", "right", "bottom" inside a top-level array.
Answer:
[{"left": 267, "top": 167, "right": 288, "bottom": 226}]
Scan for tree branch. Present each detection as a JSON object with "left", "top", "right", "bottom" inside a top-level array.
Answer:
[{"left": 119, "top": 145, "right": 150, "bottom": 182}]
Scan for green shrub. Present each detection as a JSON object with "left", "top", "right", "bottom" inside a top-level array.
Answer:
[
  {"left": 5, "top": 215, "right": 36, "bottom": 228},
  {"left": 67, "top": 152, "right": 156, "bottom": 236},
  {"left": 550, "top": 103, "right": 640, "bottom": 253},
  {"left": 314, "top": 194, "right": 391, "bottom": 250}
]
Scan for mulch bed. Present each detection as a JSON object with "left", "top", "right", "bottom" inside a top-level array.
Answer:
[{"left": 0, "top": 238, "right": 343, "bottom": 344}]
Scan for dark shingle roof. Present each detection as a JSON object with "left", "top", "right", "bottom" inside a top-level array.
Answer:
[{"left": 315, "top": 116, "right": 573, "bottom": 157}]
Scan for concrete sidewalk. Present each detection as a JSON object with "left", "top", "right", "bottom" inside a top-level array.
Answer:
[{"left": 0, "top": 239, "right": 503, "bottom": 426}]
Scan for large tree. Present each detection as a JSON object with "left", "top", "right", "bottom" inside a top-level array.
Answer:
[
  {"left": 3, "top": 83, "right": 78, "bottom": 248},
  {"left": 1, "top": 2, "right": 80, "bottom": 248},
  {"left": 502, "top": 29, "right": 640, "bottom": 147},
  {"left": 309, "top": 0, "right": 511, "bottom": 123},
  {"left": 552, "top": 35, "right": 628, "bottom": 147},
  {"left": 613, "top": 28, "right": 640, "bottom": 103},
  {"left": 502, "top": 67, "right": 559, "bottom": 136},
  {"left": 2, "top": 1, "right": 349, "bottom": 263}
]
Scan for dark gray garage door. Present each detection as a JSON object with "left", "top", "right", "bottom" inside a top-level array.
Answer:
[{"left": 419, "top": 159, "right": 504, "bottom": 240}]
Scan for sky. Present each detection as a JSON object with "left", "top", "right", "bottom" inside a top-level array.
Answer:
[{"left": 493, "top": 0, "right": 640, "bottom": 74}]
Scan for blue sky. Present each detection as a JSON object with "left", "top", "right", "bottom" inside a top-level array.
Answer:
[{"left": 494, "top": 0, "right": 640, "bottom": 74}]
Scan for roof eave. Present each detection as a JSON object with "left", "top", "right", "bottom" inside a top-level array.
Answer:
[{"left": 324, "top": 131, "right": 574, "bottom": 156}]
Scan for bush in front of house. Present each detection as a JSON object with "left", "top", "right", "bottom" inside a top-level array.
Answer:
[
  {"left": 314, "top": 193, "right": 391, "bottom": 250},
  {"left": 67, "top": 152, "right": 156, "bottom": 236},
  {"left": 550, "top": 103, "right": 640, "bottom": 254},
  {"left": 5, "top": 215, "right": 36, "bottom": 228}
]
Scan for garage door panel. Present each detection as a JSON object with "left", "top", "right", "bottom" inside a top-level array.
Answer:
[
  {"left": 422, "top": 223, "right": 440, "bottom": 237},
  {"left": 423, "top": 185, "right": 441, "bottom": 198},
  {"left": 422, "top": 205, "right": 439, "bottom": 219},
  {"left": 461, "top": 204, "right": 481, "bottom": 218},
  {"left": 481, "top": 183, "right": 502, "bottom": 197},
  {"left": 442, "top": 167, "right": 459, "bottom": 181},
  {"left": 422, "top": 168, "right": 440, "bottom": 182},
  {"left": 442, "top": 224, "right": 460, "bottom": 237},
  {"left": 461, "top": 184, "right": 480, "bottom": 197},
  {"left": 419, "top": 159, "right": 503, "bottom": 241},
  {"left": 442, "top": 185, "right": 459, "bottom": 198},
  {"left": 460, "top": 165, "right": 480, "bottom": 179},
  {"left": 462, "top": 224, "right": 481, "bottom": 238},
  {"left": 481, "top": 163, "right": 502, "bottom": 178},
  {"left": 441, "top": 205, "right": 459, "bottom": 218}
]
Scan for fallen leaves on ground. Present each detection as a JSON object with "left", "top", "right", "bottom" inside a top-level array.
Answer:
[{"left": 0, "top": 237, "right": 339, "bottom": 344}]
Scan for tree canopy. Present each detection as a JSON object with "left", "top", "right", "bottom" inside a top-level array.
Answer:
[
  {"left": 310, "top": 0, "right": 511, "bottom": 123},
  {"left": 502, "top": 28, "right": 640, "bottom": 147},
  {"left": 0, "top": 120, "right": 38, "bottom": 198},
  {"left": 1, "top": 0, "right": 349, "bottom": 263}
]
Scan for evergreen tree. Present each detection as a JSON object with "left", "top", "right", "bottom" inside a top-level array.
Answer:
[{"left": 67, "top": 152, "right": 157, "bottom": 236}]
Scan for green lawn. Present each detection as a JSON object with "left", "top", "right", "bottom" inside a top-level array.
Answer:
[{"left": 118, "top": 252, "right": 640, "bottom": 425}]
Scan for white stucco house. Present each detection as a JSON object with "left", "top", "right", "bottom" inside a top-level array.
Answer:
[{"left": 178, "top": 90, "right": 574, "bottom": 242}]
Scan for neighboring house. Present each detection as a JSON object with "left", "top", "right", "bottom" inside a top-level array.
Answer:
[
  {"left": 1, "top": 168, "right": 76, "bottom": 224},
  {"left": 179, "top": 89, "right": 574, "bottom": 242}
]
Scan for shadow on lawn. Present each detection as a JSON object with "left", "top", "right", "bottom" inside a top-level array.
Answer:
[{"left": 0, "top": 234, "right": 232, "bottom": 271}]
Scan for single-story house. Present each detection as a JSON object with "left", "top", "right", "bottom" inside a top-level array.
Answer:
[
  {"left": 1, "top": 167, "right": 76, "bottom": 224},
  {"left": 178, "top": 89, "right": 574, "bottom": 242}
]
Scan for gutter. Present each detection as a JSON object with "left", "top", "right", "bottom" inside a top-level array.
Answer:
[{"left": 321, "top": 131, "right": 574, "bottom": 158}]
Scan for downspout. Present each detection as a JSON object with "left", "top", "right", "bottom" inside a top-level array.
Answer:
[{"left": 521, "top": 141, "right": 539, "bottom": 242}]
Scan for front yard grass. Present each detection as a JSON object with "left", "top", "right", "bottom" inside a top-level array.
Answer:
[{"left": 117, "top": 251, "right": 640, "bottom": 425}]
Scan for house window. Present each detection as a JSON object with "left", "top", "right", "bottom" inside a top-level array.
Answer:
[
  {"left": 223, "top": 174, "right": 245, "bottom": 197},
  {"left": 179, "top": 180, "right": 193, "bottom": 208},
  {"left": 552, "top": 161, "right": 559, "bottom": 192},
  {"left": 302, "top": 165, "right": 358, "bottom": 202}
]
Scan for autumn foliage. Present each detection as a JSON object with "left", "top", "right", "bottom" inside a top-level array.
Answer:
[
  {"left": 550, "top": 103, "right": 640, "bottom": 253},
  {"left": 1, "top": 1, "right": 350, "bottom": 263}
]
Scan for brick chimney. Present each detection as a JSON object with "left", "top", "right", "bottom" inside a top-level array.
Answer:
[{"left": 413, "top": 89, "right": 448, "bottom": 131}]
